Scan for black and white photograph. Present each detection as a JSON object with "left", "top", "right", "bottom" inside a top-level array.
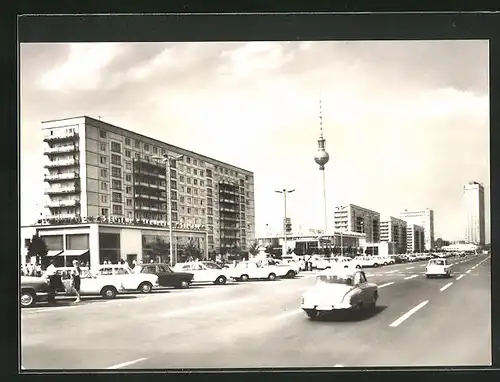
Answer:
[{"left": 20, "top": 36, "right": 491, "bottom": 370}]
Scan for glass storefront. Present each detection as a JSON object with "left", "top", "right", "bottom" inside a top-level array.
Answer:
[{"left": 99, "top": 232, "right": 121, "bottom": 264}]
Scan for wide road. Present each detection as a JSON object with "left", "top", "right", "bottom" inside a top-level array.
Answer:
[{"left": 21, "top": 253, "right": 491, "bottom": 370}]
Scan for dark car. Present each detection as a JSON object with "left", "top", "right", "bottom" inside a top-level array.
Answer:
[
  {"left": 21, "top": 275, "right": 60, "bottom": 308},
  {"left": 139, "top": 263, "right": 194, "bottom": 289}
]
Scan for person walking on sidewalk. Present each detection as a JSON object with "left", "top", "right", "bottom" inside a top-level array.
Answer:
[{"left": 70, "top": 260, "right": 82, "bottom": 303}]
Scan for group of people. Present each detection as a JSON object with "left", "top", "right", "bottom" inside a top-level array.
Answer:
[{"left": 44, "top": 259, "right": 82, "bottom": 303}]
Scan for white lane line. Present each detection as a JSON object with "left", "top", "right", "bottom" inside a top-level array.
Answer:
[
  {"left": 389, "top": 300, "right": 429, "bottom": 328},
  {"left": 379, "top": 282, "right": 394, "bottom": 288},
  {"left": 385, "top": 270, "right": 399, "bottom": 274},
  {"left": 466, "top": 270, "right": 472, "bottom": 274},
  {"left": 406, "top": 266, "right": 414, "bottom": 270},
  {"left": 440, "top": 282, "right": 453, "bottom": 292},
  {"left": 273, "top": 309, "right": 304, "bottom": 320},
  {"left": 160, "top": 297, "right": 255, "bottom": 318},
  {"left": 107, "top": 358, "right": 148, "bottom": 370},
  {"left": 420, "top": 264, "right": 426, "bottom": 267},
  {"left": 456, "top": 274, "right": 465, "bottom": 280},
  {"left": 334, "top": 364, "right": 344, "bottom": 367},
  {"left": 404, "top": 275, "right": 418, "bottom": 280}
]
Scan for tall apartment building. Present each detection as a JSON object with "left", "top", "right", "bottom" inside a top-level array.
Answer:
[
  {"left": 333, "top": 204, "right": 380, "bottom": 243},
  {"left": 398, "top": 208, "right": 434, "bottom": 250},
  {"left": 406, "top": 224, "right": 425, "bottom": 253},
  {"left": 41, "top": 116, "right": 255, "bottom": 254},
  {"left": 380, "top": 216, "right": 407, "bottom": 254},
  {"left": 463, "top": 181, "right": 485, "bottom": 245}
]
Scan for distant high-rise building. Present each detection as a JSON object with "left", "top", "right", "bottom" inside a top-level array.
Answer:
[
  {"left": 333, "top": 204, "right": 380, "bottom": 243},
  {"left": 380, "top": 216, "right": 407, "bottom": 254},
  {"left": 463, "top": 181, "right": 485, "bottom": 246},
  {"left": 399, "top": 208, "right": 434, "bottom": 250},
  {"left": 406, "top": 224, "right": 425, "bottom": 253}
]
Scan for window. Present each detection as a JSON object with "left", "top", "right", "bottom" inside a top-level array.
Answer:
[
  {"left": 101, "top": 195, "right": 108, "bottom": 203},
  {"left": 99, "top": 142, "right": 107, "bottom": 151},
  {"left": 101, "top": 208, "right": 109, "bottom": 216},
  {"left": 111, "top": 179, "right": 122, "bottom": 190},
  {"left": 112, "top": 204, "right": 123, "bottom": 215},
  {"left": 41, "top": 235, "right": 63, "bottom": 251},
  {"left": 207, "top": 179, "right": 212, "bottom": 187},
  {"left": 180, "top": 196, "right": 185, "bottom": 203},
  {"left": 172, "top": 201, "right": 178, "bottom": 211},
  {"left": 125, "top": 137, "right": 131, "bottom": 146},
  {"left": 186, "top": 157, "right": 191, "bottom": 164},
  {"left": 171, "top": 191, "right": 177, "bottom": 200},
  {"left": 187, "top": 167, "right": 191, "bottom": 174},
  {"left": 111, "top": 166, "right": 122, "bottom": 178},
  {"left": 194, "top": 179, "right": 198, "bottom": 186},
  {"left": 125, "top": 150, "right": 131, "bottom": 158},
  {"left": 180, "top": 186, "right": 185, "bottom": 193},
  {"left": 208, "top": 207, "right": 213, "bottom": 215},
  {"left": 186, "top": 197, "right": 191, "bottom": 204},
  {"left": 200, "top": 180, "right": 204, "bottom": 187},
  {"left": 100, "top": 156, "right": 107, "bottom": 164},
  {"left": 66, "top": 234, "right": 89, "bottom": 250},
  {"left": 170, "top": 170, "right": 177, "bottom": 179},
  {"left": 171, "top": 180, "right": 177, "bottom": 190},
  {"left": 144, "top": 143, "right": 149, "bottom": 151},
  {"left": 100, "top": 169, "right": 108, "bottom": 178},
  {"left": 111, "top": 154, "right": 121, "bottom": 166},
  {"left": 172, "top": 212, "right": 178, "bottom": 221},
  {"left": 194, "top": 189, "right": 198, "bottom": 196},
  {"left": 135, "top": 140, "right": 140, "bottom": 148},
  {"left": 126, "top": 199, "right": 132, "bottom": 207},
  {"left": 187, "top": 177, "right": 192, "bottom": 184},
  {"left": 125, "top": 174, "right": 132, "bottom": 182},
  {"left": 194, "top": 169, "right": 198, "bottom": 175},
  {"left": 100, "top": 130, "right": 107, "bottom": 138},
  {"left": 144, "top": 155, "right": 150, "bottom": 161},
  {"left": 179, "top": 175, "right": 184, "bottom": 182},
  {"left": 153, "top": 147, "right": 158, "bottom": 154},
  {"left": 187, "top": 207, "right": 191, "bottom": 213},
  {"left": 125, "top": 161, "right": 132, "bottom": 170},
  {"left": 187, "top": 187, "right": 192, "bottom": 194},
  {"left": 200, "top": 170, "right": 204, "bottom": 177},
  {"left": 112, "top": 192, "right": 122, "bottom": 203},
  {"left": 126, "top": 186, "right": 132, "bottom": 194},
  {"left": 206, "top": 169, "right": 212, "bottom": 177},
  {"left": 101, "top": 182, "right": 108, "bottom": 191},
  {"left": 111, "top": 141, "right": 121, "bottom": 153},
  {"left": 135, "top": 153, "right": 140, "bottom": 159},
  {"left": 194, "top": 198, "right": 199, "bottom": 205}
]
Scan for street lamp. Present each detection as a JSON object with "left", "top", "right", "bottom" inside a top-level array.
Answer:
[
  {"left": 275, "top": 189, "right": 295, "bottom": 258},
  {"left": 153, "top": 153, "right": 183, "bottom": 266},
  {"left": 335, "top": 205, "right": 347, "bottom": 256}
]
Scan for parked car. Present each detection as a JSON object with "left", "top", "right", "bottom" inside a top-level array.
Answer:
[
  {"left": 174, "top": 261, "right": 231, "bottom": 285},
  {"left": 95, "top": 264, "right": 159, "bottom": 293},
  {"left": 228, "top": 261, "right": 279, "bottom": 281},
  {"left": 351, "top": 256, "right": 382, "bottom": 268},
  {"left": 61, "top": 269, "right": 126, "bottom": 299},
  {"left": 301, "top": 269, "right": 378, "bottom": 320},
  {"left": 259, "top": 258, "right": 297, "bottom": 278},
  {"left": 21, "top": 276, "right": 55, "bottom": 308},
  {"left": 139, "top": 263, "right": 194, "bottom": 289},
  {"left": 425, "top": 258, "right": 452, "bottom": 278},
  {"left": 281, "top": 255, "right": 305, "bottom": 271}
]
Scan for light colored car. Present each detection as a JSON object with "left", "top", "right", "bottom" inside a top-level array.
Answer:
[
  {"left": 95, "top": 264, "right": 159, "bottom": 293},
  {"left": 351, "top": 256, "right": 382, "bottom": 268},
  {"left": 272, "top": 259, "right": 299, "bottom": 278},
  {"left": 425, "top": 258, "right": 452, "bottom": 278},
  {"left": 301, "top": 269, "right": 378, "bottom": 320},
  {"left": 173, "top": 261, "right": 231, "bottom": 285},
  {"left": 228, "top": 261, "right": 279, "bottom": 281},
  {"left": 281, "top": 256, "right": 305, "bottom": 272},
  {"left": 372, "top": 256, "right": 394, "bottom": 266},
  {"left": 61, "top": 269, "right": 126, "bottom": 299}
]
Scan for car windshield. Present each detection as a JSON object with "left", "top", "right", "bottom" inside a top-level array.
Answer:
[
  {"left": 203, "top": 262, "right": 222, "bottom": 270},
  {"left": 316, "top": 274, "right": 354, "bottom": 286},
  {"left": 430, "top": 260, "right": 445, "bottom": 266}
]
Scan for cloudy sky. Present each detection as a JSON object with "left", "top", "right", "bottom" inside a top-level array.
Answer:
[{"left": 20, "top": 41, "right": 490, "bottom": 242}]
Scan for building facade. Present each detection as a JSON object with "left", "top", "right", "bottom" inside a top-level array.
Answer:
[
  {"left": 40, "top": 116, "right": 255, "bottom": 255},
  {"left": 463, "top": 181, "right": 485, "bottom": 246},
  {"left": 333, "top": 204, "right": 380, "bottom": 244},
  {"left": 406, "top": 224, "right": 425, "bottom": 253},
  {"left": 398, "top": 208, "right": 434, "bottom": 250},
  {"left": 380, "top": 216, "right": 408, "bottom": 254}
]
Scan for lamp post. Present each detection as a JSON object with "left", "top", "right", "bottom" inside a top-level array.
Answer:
[
  {"left": 153, "top": 153, "right": 183, "bottom": 266},
  {"left": 275, "top": 189, "right": 295, "bottom": 258},
  {"left": 335, "top": 205, "right": 347, "bottom": 256}
]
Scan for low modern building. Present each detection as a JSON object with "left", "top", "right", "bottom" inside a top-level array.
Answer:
[
  {"left": 21, "top": 218, "right": 208, "bottom": 268},
  {"left": 463, "top": 181, "right": 486, "bottom": 246},
  {"left": 333, "top": 204, "right": 380, "bottom": 244},
  {"left": 406, "top": 224, "right": 425, "bottom": 253},
  {"left": 380, "top": 216, "right": 408, "bottom": 254}
]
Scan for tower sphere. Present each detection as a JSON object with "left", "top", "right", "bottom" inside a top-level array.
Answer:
[{"left": 314, "top": 150, "right": 330, "bottom": 170}]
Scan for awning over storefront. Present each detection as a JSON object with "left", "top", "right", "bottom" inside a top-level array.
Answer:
[
  {"left": 46, "top": 250, "right": 63, "bottom": 257},
  {"left": 59, "top": 250, "right": 89, "bottom": 257}
]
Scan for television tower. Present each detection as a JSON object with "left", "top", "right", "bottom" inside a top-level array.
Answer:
[{"left": 314, "top": 100, "right": 330, "bottom": 233}]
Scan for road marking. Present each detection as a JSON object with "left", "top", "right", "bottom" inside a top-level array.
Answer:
[
  {"left": 466, "top": 270, "right": 472, "bottom": 274},
  {"left": 456, "top": 274, "right": 464, "bottom": 280},
  {"left": 420, "top": 264, "right": 426, "bottom": 267},
  {"left": 406, "top": 266, "right": 414, "bottom": 270},
  {"left": 379, "top": 282, "right": 394, "bottom": 288},
  {"left": 273, "top": 309, "right": 304, "bottom": 320},
  {"left": 389, "top": 300, "right": 429, "bottom": 328},
  {"left": 160, "top": 297, "right": 255, "bottom": 318},
  {"left": 334, "top": 364, "right": 344, "bottom": 367},
  {"left": 107, "top": 358, "right": 148, "bottom": 369},
  {"left": 404, "top": 275, "right": 418, "bottom": 280},
  {"left": 385, "top": 270, "right": 399, "bottom": 274},
  {"left": 440, "top": 282, "right": 453, "bottom": 292}
]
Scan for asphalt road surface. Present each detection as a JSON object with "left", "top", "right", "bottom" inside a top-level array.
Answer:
[{"left": 21, "top": 253, "right": 491, "bottom": 370}]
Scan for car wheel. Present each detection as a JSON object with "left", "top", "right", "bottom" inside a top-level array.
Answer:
[
  {"left": 101, "top": 286, "right": 117, "bottom": 299},
  {"left": 178, "top": 280, "right": 190, "bottom": 289},
  {"left": 20, "top": 290, "right": 36, "bottom": 308},
  {"left": 426, "top": 275, "right": 431, "bottom": 279},
  {"left": 355, "top": 265, "right": 361, "bottom": 269},
  {"left": 369, "top": 292, "right": 378, "bottom": 309},
  {"left": 305, "top": 310, "right": 319, "bottom": 320},
  {"left": 138, "top": 282, "right": 153, "bottom": 294},
  {"left": 373, "top": 263, "right": 379, "bottom": 268},
  {"left": 215, "top": 275, "right": 227, "bottom": 285},
  {"left": 268, "top": 273, "right": 277, "bottom": 281},
  {"left": 383, "top": 262, "right": 388, "bottom": 266},
  {"left": 240, "top": 274, "right": 249, "bottom": 282},
  {"left": 286, "top": 270, "right": 296, "bottom": 278}
]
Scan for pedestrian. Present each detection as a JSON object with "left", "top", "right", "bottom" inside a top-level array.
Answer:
[
  {"left": 44, "top": 259, "right": 61, "bottom": 297},
  {"left": 70, "top": 260, "right": 82, "bottom": 303}
]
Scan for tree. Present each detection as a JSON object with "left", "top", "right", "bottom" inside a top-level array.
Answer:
[
  {"left": 183, "top": 239, "right": 203, "bottom": 261},
  {"left": 247, "top": 241, "right": 259, "bottom": 257},
  {"left": 27, "top": 234, "right": 48, "bottom": 267}
]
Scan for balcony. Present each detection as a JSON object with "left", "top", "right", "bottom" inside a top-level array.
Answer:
[
  {"left": 219, "top": 198, "right": 236, "bottom": 204},
  {"left": 220, "top": 216, "right": 238, "bottom": 222},
  {"left": 45, "top": 186, "right": 80, "bottom": 195},
  {"left": 219, "top": 188, "right": 238, "bottom": 196},
  {"left": 45, "top": 199, "right": 80, "bottom": 208},
  {"left": 220, "top": 207, "right": 237, "bottom": 213},
  {"left": 44, "top": 172, "right": 79, "bottom": 182},
  {"left": 134, "top": 180, "right": 163, "bottom": 189},
  {"left": 44, "top": 159, "right": 79, "bottom": 168},
  {"left": 43, "top": 131, "right": 79, "bottom": 142},
  {"left": 44, "top": 145, "right": 78, "bottom": 155}
]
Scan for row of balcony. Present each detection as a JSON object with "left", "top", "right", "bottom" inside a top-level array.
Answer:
[
  {"left": 43, "top": 132, "right": 79, "bottom": 142},
  {"left": 134, "top": 181, "right": 166, "bottom": 189},
  {"left": 133, "top": 169, "right": 166, "bottom": 179},
  {"left": 220, "top": 207, "right": 238, "bottom": 214},
  {"left": 219, "top": 216, "right": 239, "bottom": 222},
  {"left": 45, "top": 199, "right": 80, "bottom": 208},
  {"left": 219, "top": 188, "right": 238, "bottom": 196},
  {"left": 134, "top": 193, "right": 167, "bottom": 200},
  {"left": 220, "top": 234, "right": 239, "bottom": 239},
  {"left": 134, "top": 205, "right": 167, "bottom": 212},
  {"left": 45, "top": 186, "right": 80, "bottom": 195},
  {"left": 44, "top": 144, "right": 78, "bottom": 155},
  {"left": 219, "top": 198, "right": 236, "bottom": 204},
  {"left": 44, "top": 159, "right": 79, "bottom": 168},
  {"left": 44, "top": 172, "right": 79, "bottom": 182}
]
